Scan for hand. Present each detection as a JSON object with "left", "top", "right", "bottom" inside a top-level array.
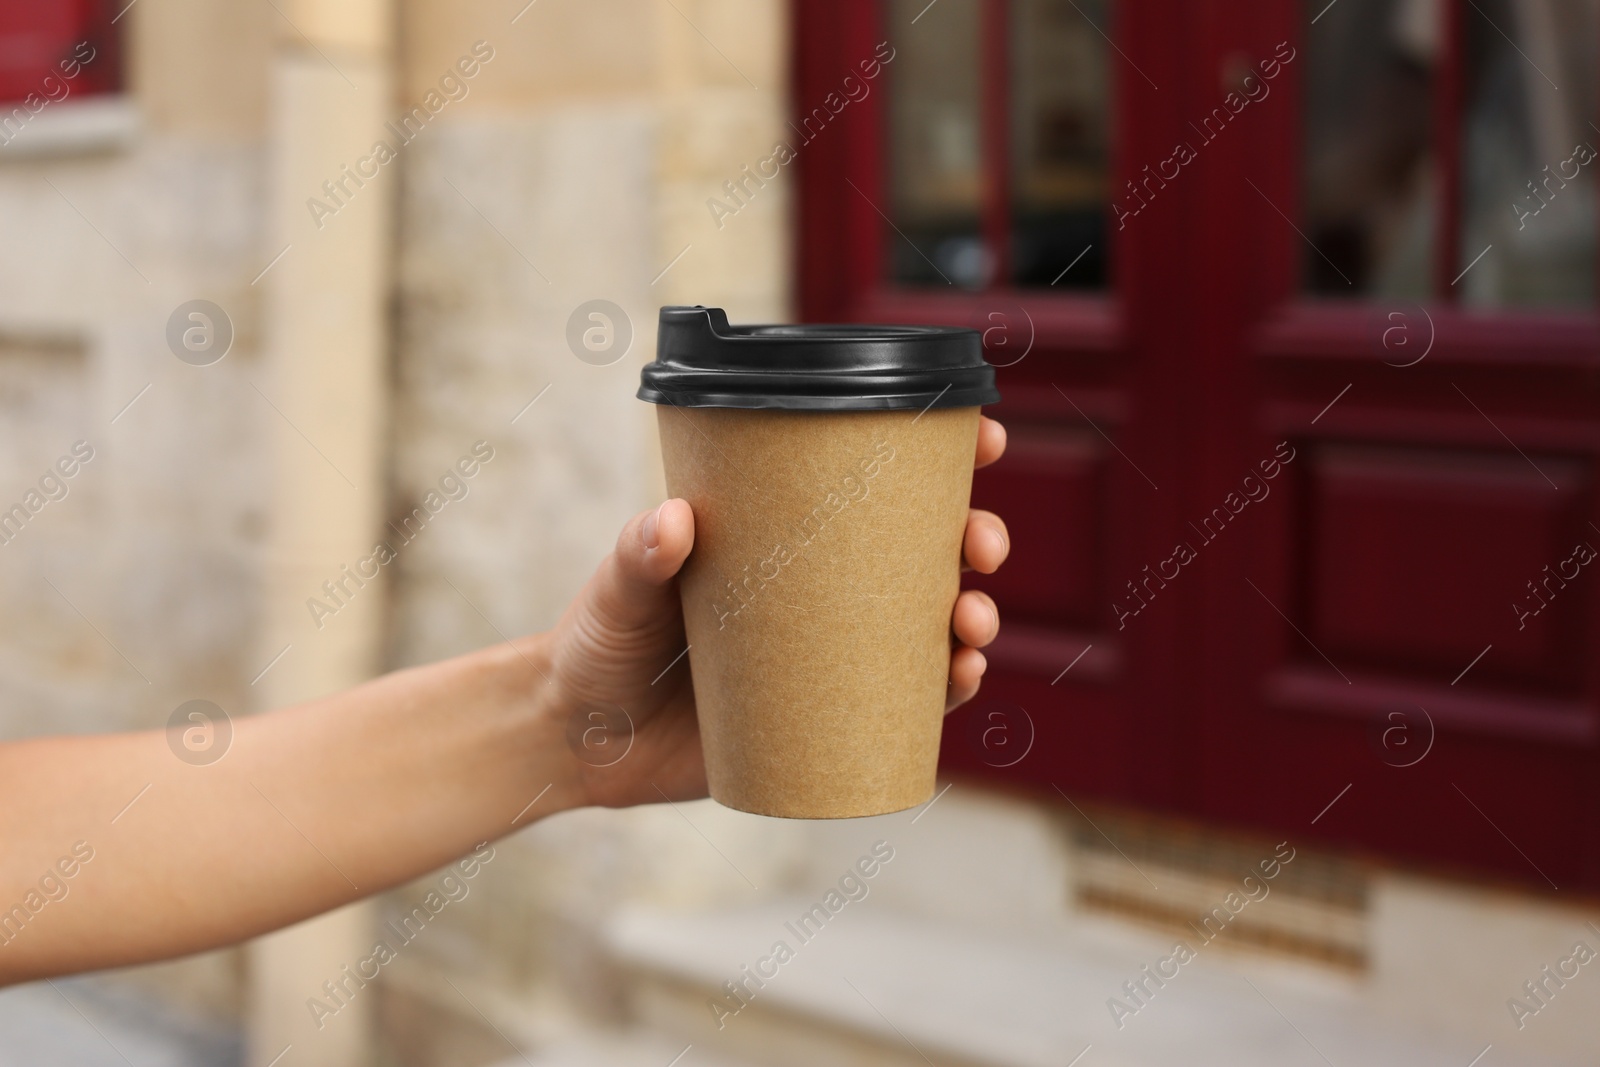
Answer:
[{"left": 547, "top": 415, "right": 1010, "bottom": 809}]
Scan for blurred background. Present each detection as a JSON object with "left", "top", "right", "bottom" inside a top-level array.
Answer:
[{"left": 1, "top": 0, "right": 1598, "bottom": 1064}]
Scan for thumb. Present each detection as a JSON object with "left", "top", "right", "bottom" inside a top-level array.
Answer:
[{"left": 583, "top": 499, "right": 695, "bottom": 634}]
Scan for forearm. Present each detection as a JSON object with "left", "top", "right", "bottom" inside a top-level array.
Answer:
[{"left": 0, "top": 634, "right": 578, "bottom": 984}]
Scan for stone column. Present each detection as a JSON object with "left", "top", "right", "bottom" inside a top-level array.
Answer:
[
  {"left": 653, "top": 0, "right": 789, "bottom": 322},
  {"left": 248, "top": 1, "right": 393, "bottom": 1065}
]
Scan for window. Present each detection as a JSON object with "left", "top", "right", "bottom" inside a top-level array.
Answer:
[
  {"left": 1304, "top": 0, "right": 1598, "bottom": 306},
  {"left": 0, "top": 1, "right": 122, "bottom": 109},
  {"left": 883, "top": 0, "right": 1112, "bottom": 290},
  {"left": 1458, "top": 0, "right": 1598, "bottom": 306}
]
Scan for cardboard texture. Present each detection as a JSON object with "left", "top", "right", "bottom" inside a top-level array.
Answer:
[{"left": 658, "top": 405, "right": 980, "bottom": 819}]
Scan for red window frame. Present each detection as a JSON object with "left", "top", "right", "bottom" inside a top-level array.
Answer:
[{"left": 0, "top": 0, "right": 123, "bottom": 107}]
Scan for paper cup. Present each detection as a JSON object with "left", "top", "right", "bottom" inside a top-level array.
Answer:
[{"left": 639, "top": 307, "right": 998, "bottom": 818}]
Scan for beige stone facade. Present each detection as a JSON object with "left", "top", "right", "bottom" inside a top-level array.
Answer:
[{"left": 0, "top": 1, "right": 787, "bottom": 1062}]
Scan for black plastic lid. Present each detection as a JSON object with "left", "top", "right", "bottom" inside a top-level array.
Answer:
[{"left": 637, "top": 306, "right": 1000, "bottom": 411}]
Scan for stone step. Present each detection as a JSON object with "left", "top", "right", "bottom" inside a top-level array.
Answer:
[
  {"left": 0, "top": 977, "right": 240, "bottom": 1067},
  {"left": 604, "top": 900, "right": 1576, "bottom": 1067},
  {"left": 488, "top": 1031, "right": 759, "bottom": 1067}
]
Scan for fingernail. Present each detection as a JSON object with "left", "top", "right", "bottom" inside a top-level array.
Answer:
[
  {"left": 642, "top": 503, "right": 663, "bottom": 549},
  {"left": 988, "top": 526, "right": 1008, "bottom": 555},
  {"left": 976, "top": 652, "right": 989, "bottom": 676}
]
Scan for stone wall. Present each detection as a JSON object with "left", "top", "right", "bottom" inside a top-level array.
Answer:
[
  {"left": 0, "top": 139, "right": 269, "bottom": 736},
  {"left": 0, "top": 0, "right": 793, "bottom": 1055},
  {"left": 377, "top": 0, "right": 801, "bottom": 1044},
  {"left": 387, "top": 0, "right": 789, "bottom": 663}
]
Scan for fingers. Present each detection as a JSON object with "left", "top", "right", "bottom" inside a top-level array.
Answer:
[
  {"left": 946, "top": 645, "right": 988, "bottom": 712},
  {"left": 961, "top": 509, "right": 1010, "bottom": 574},
  {"left": 975, "top": 415, "right": 1007, "bottom": 469},
  {"left": 953, "top": 422, "right": 1004, "bottom": 712},
  {"left": 952, "top": 589, "right": 1000, "bottom": 649},
  {"left": 585, "top": 499, "right": 695, "bottom": 632},
  {"left": 947, "top": 590, "right": 998, "bottom": 711}
]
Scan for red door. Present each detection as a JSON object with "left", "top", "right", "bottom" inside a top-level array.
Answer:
[{"left": 796, "top": 0, "right": 1600, "bottom": 891}]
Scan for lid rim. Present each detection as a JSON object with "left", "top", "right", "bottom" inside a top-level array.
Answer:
[
  {"left": 637, "top": 389, "right": 995, "bottom": 412},
  {"left": 641, "top": 306, "right": 1001, "bottom": 411}
]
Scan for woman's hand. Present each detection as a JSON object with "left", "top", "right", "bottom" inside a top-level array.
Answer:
[{"left": 548, "top": 415, "right": 1010, "bottom": 809}]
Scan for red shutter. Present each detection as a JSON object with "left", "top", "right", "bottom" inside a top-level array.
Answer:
[{"left": 0, "top": 0, "right": 121, "bottom": 105}]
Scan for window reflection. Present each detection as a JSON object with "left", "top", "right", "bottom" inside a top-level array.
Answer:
[
  {"left": 1011, "top": 0, "right": 1111, "bottom": 288},
  {"left": 885, "top": 0, "right": 986, "bottom": 288},
  {"left": 1459, "top": 0, "right": 1598, "bottom": 308},
  {"left": 1303, "top": 0, "right": 1438, "bottom": 298}
]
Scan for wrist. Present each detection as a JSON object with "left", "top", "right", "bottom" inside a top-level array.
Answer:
[{"left": 474, "top": 631, "right": 594, "bottom": 820}]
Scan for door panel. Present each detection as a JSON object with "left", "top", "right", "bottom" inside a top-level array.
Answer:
[
  {"left": 1302, "top": 443, "right": 1588, "bottom": 689},
  {"left": 798, "top": 0, "right": 1202, "bottom": 812},
  {"left": 968, "top": 425, "right": 1109, "bottom": 630}
]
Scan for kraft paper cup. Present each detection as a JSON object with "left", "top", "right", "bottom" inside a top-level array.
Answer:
[{"left": 639, "top": 307, "right": 999, "bottom": 819}]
